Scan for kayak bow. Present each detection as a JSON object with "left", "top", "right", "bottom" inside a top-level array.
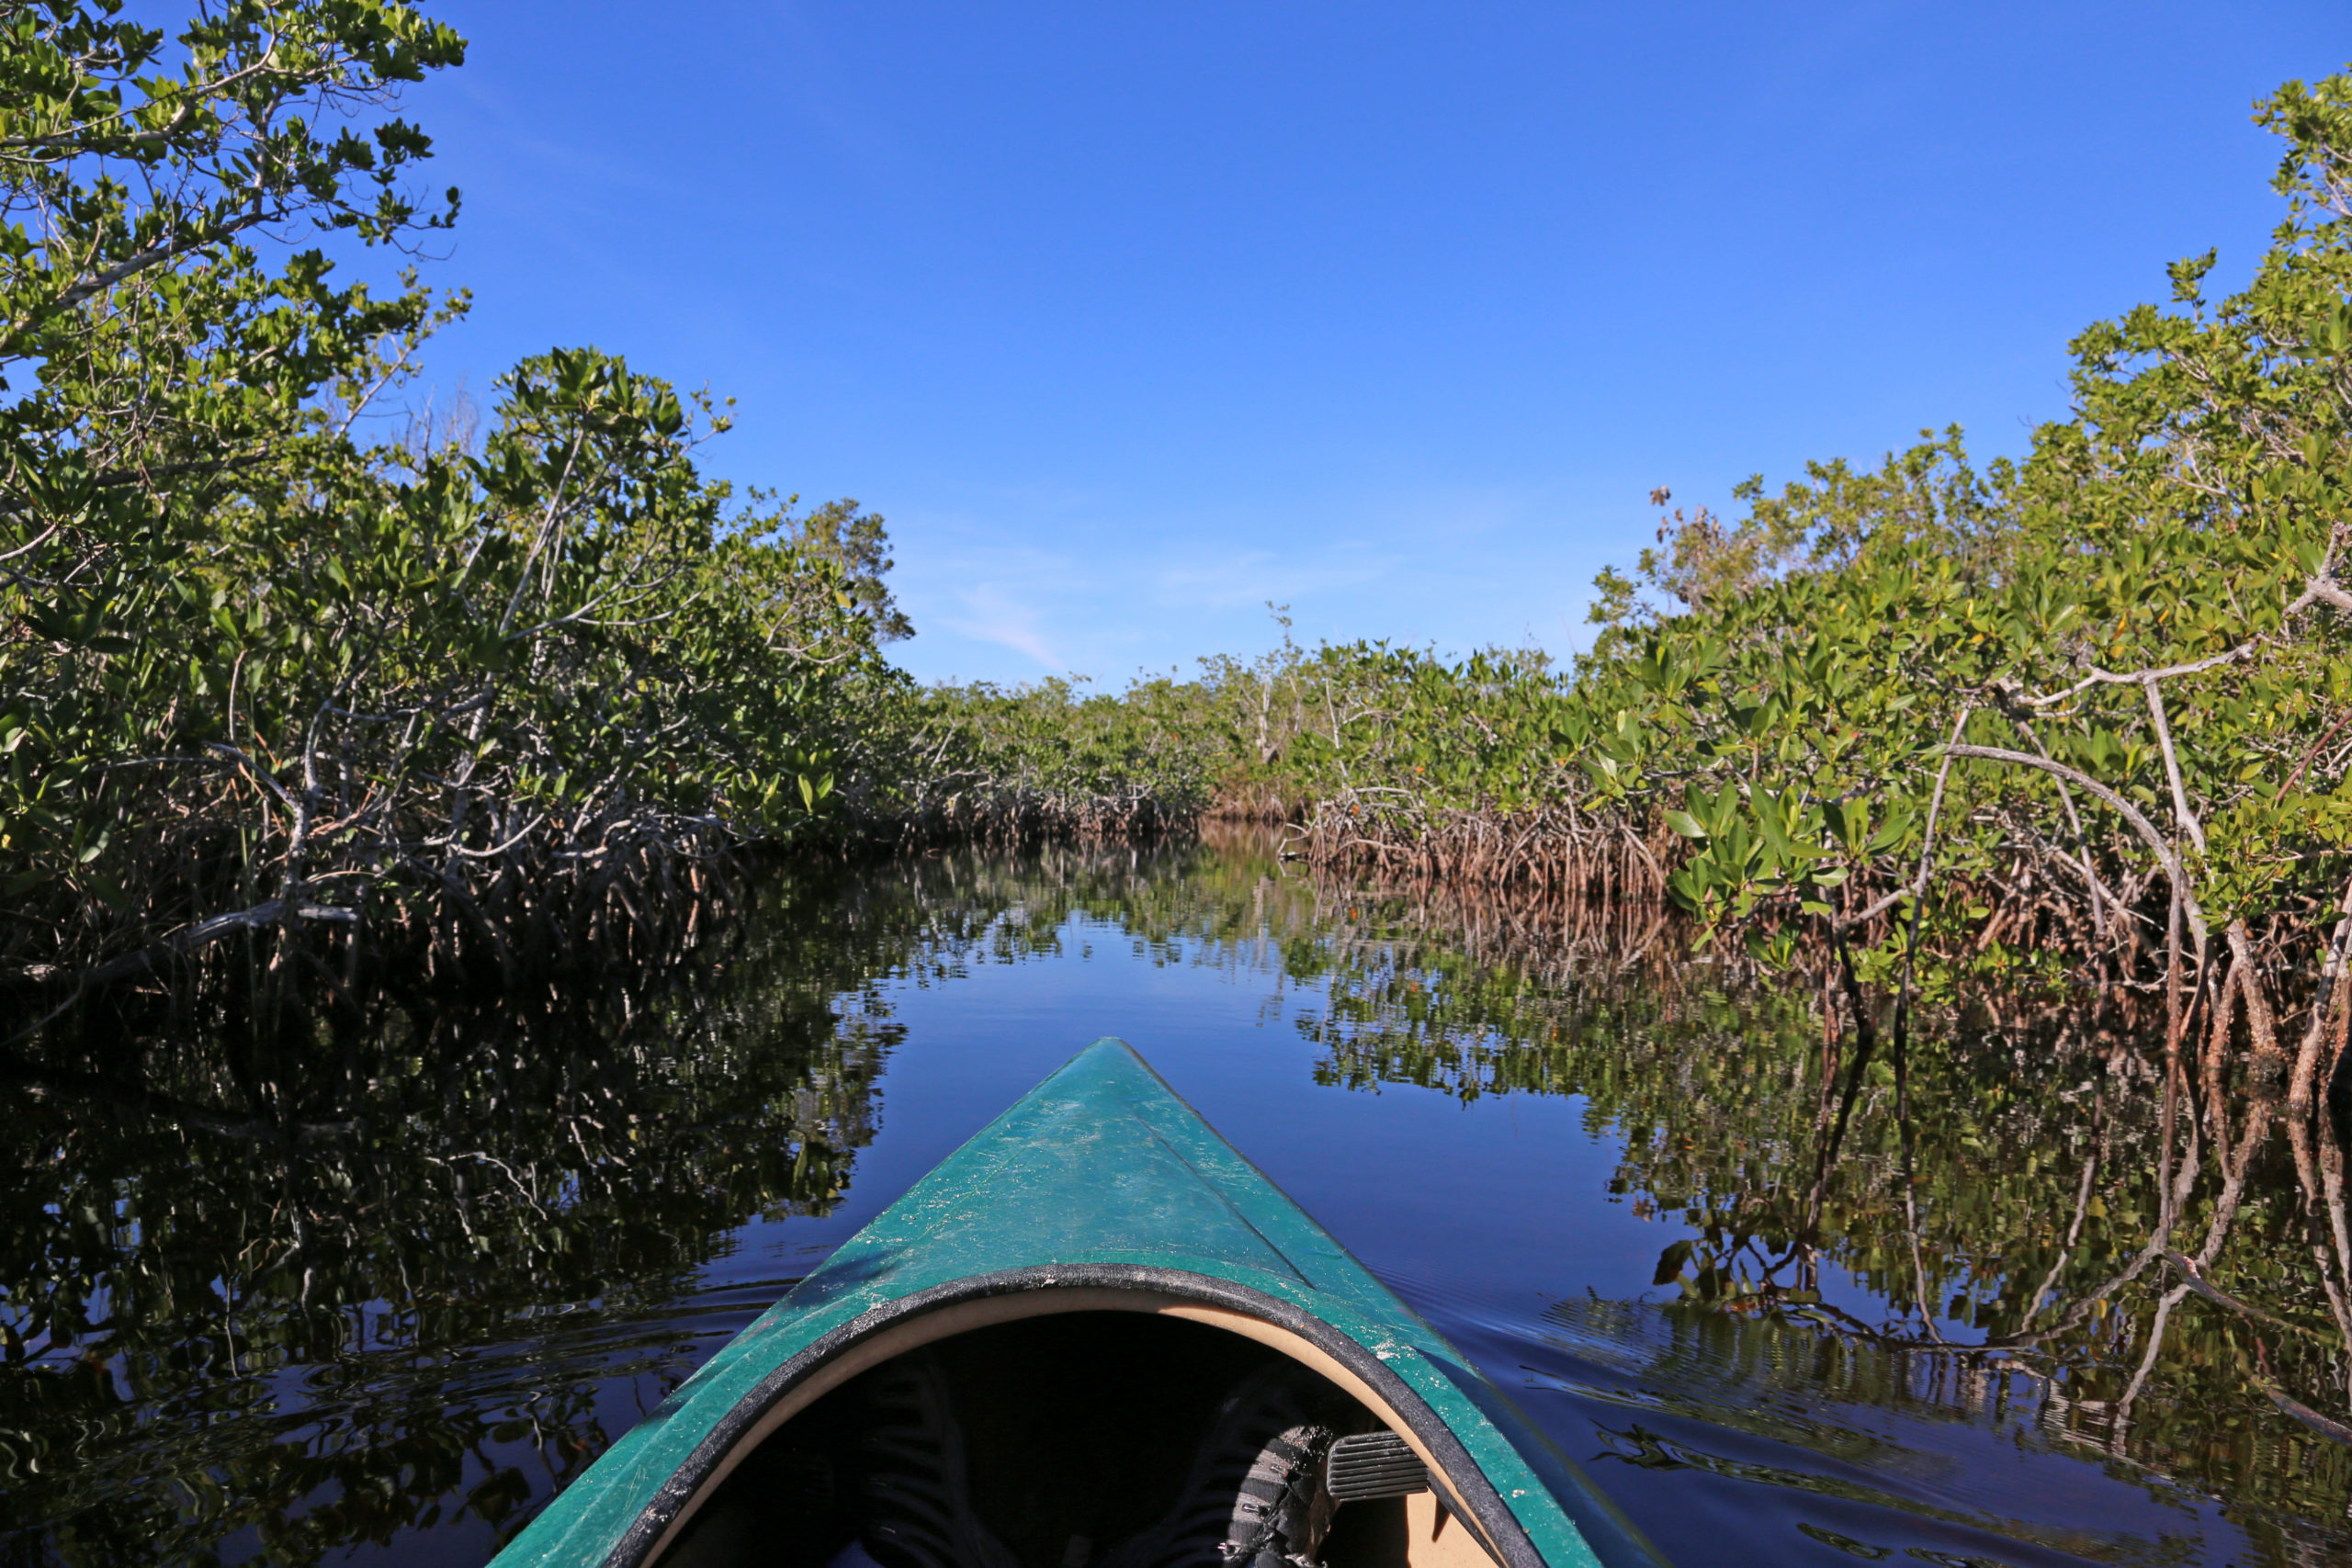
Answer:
[{"left": 492, "top": 1040, "right": 1665, "bottom": 1568}]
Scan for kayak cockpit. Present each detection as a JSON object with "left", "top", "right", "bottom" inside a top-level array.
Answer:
[{"left": 655, "top": 1302, "right": 1502, "bottom": 1568}]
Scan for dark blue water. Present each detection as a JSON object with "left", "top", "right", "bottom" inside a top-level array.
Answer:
[{"left": 3, "top": 840, "right": 2340, "bottom": 1566}]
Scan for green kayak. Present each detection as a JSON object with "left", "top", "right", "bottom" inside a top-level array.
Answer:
[{"left": 491, "top": 1040, "right": 1666, "bottom": 1568}]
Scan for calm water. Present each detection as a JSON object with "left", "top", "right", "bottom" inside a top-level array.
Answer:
[{"left": 4, "top": 836, "right": 2346, "bottom": 1566}]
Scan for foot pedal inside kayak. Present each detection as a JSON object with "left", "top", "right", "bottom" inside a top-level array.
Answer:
[{"left": 1325, "top": 1431, "right": 1428, "bottom": 1502}]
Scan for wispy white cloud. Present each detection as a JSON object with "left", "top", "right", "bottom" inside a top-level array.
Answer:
[
  {"left": 933, "top": 582, "right": 1065, "bottom": 672},
  {"left": 882, "top": 474, "right": 1608, "bottom": 685}
]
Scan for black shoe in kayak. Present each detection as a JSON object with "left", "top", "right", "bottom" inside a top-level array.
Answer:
[{"left": 1104, "top": 1362, "right": 1338, "bottom": 1568}]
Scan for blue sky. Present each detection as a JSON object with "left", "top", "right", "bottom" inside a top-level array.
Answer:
[{"left": 397, "top": 3, "right": 2346, "bottom": 685}]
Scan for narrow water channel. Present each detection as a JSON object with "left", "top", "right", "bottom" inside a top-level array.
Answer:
[{"left": 3, "top": 835, "right": 2345, "bottom": 1565}]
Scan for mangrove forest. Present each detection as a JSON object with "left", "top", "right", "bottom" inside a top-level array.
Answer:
[{"left": 8, "top": 4, "right": 2352, "bottom": 1564}]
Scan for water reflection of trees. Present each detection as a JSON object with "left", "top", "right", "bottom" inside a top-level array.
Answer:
[
  {"left": 1, "top": 838, "right": 1323, "bottom": 1565},
  {"left": 1228, "top": 863, "right": 2352, "bottom": 1562},
  {"left": 0, "top": 857, "right": 1059, "bottom": 1565},
  {"left": 9, "top": 836, "right": 2351, "bottom": 1562}
]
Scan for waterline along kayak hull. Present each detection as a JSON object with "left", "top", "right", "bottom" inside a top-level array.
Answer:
[{"left": 491, "top": 1040, "right": 1666, "bottom": 1568}]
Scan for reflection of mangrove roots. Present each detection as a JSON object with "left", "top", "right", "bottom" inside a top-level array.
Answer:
[{"left": 2251, "top": 1339, "right": 2352, "bottom": 1446}]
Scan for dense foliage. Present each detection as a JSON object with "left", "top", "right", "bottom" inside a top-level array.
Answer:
[
  {"left": 1204, "top": 71, "right": 2352, "bottom": 1136},
  {"left": 0, "top": 3, "right": 922, "bottom": 993},
  {"left": 887, "top": 676, "right": 1224, "bottom": 839}
]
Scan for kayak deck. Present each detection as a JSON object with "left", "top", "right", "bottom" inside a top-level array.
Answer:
[{"left": 492, "top": 1040, "right": 1662, "bottom": 1568}]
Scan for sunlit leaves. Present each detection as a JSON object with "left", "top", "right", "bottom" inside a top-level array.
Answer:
[
  {"left": 1261, "top": 67, "right": 2352, "bottom": 998},
  {"left": 0, "top": 0, "right": 887, "bottom": 978}
]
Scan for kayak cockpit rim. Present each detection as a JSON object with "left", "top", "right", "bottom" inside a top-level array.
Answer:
[{"left": 615, "top": 1266, "right": 1533, "bottom": 1568}]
